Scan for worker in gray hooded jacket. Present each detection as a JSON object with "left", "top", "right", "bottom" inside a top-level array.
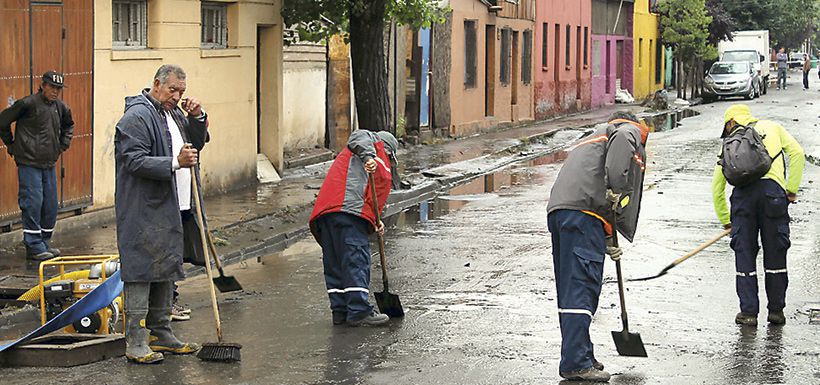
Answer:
[{"left": 546, "top": 111, "right": 650, "bottom": 382}]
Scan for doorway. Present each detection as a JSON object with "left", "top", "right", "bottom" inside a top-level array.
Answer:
[
  {"left": 0, "top": 0, "right": 94, "bottom": 229},
  {"left": 576, "top": 26, "right": 581, "bottom": 100},
  {"left": 256, "top": 25, "right": 281, "bottom": 177},
  {"left": 511, "top": 30, "right": 519, "bottom": 107},
  {"left": 616, "top": 40, "right": 624, "bottom": 91},
  {"left": 485, "top": 25, "right": 495, "bottom": 117}
]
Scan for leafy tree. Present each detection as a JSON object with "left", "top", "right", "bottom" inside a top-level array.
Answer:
[
  {"left": 705, "top": 0, "right": 736, "bottom": 46},
  {"left": 658, "top": 0, "right": 714, "bottom": 99},
  {"left": 721, "top": 0, "right": 774, "bottom": 31},
  {"left": 282, "top": 0, "right": 448, "bottom": 134},
  {"left": 722, "top": 0, "right": 817, "bottom": 50}
]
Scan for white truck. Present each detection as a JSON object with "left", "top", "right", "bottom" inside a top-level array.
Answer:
[{"left": 718, "top": 30, "right": 771, "bottom": 95}]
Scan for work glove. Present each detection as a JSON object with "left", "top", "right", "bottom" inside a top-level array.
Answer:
[
  {"left": 606, "top": 189, "right": 621, "bottom": 211},
  {"left": 606, "top": 236, "right": 622, "bottom": 261}
]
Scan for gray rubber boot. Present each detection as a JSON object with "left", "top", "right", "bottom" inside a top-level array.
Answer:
[
  {"left": 147, "top": 281, "right": 200, "bottom": 354},
  {"left": 124, "top": 282, "right": 164, "bottom": 364}
]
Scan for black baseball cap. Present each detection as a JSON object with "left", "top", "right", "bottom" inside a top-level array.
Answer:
[{"left": 42, "top": 71, "right": 65, "bottom": 88}]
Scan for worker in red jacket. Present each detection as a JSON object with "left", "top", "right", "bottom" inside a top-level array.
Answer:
[{"left": 310, "top": 129, "right": 399, "bottom": 327}]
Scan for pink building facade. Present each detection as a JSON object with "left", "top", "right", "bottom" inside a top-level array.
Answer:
[
  {"left": 534, "top": 0, "right": 593, "bottom": 120},
  {"left": 591, "top": 0, "right": 634, "bottom": 108}
]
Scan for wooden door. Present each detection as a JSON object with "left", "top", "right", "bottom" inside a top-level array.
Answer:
[
  {"left": 0, "top": 0, "right": 93, "bottom": 229},
  {"left": 0, "top": 0, "right": 33, "bottom": 227},
  {"left": 485, "top": 25, "right": 495, "bottom": 117},
  {"left": 511, "top": 31, "right": 519, "bottom": 106},
  {"left": 59, "top": 0, "right": 93, "bottom": 211}
]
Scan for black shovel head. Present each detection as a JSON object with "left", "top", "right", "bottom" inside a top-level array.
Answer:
[
  {"left": 213, "top": 274, "right": 243, "bottom": 293},
  {"left": 375, "top": 290, "right": 404, "bottom": 318},
  {"left": 611, "top": 330, "right": 648, "bottom": 357}
]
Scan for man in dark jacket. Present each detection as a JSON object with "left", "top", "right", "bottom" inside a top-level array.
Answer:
[
  {"left": 546, "top": 112, "right": 650, "bottom": 382},
  {"left": 309, "top": 129, "right": 399, "bottom": 327},
  {"left": 114, "top": 64, "right": 205, "bottom": 364},
  {"left": 0, "top": 71, "right": 74, "bottom": 260}
]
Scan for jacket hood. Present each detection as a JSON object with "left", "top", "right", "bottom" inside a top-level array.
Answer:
[
  {"left": 376, "top": 131, "right": 399, "bottom": 155},
  {"left": 123, "top": 89, "right": 154, "bottom": 113},
  {"left": 723, "top": 104, "right": 758, "bottom": 126}
]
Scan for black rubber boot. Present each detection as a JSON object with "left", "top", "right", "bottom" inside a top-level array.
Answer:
[
  {"left": 768, "top": 310, "right": 786, "bottom": 325},
  {"left": 560, "top": 367, "right": 611, "bottom": 382},
  {"left": 735, "top": 312, "right": 758, "bottom": 326}
]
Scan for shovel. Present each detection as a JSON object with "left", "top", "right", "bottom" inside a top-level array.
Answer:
[
  {"left": 205, "top": 231, "right": 243, "bottom": 292},
  {"left": 628, "top": 228, "right": 731, "bottom": 282},
  {"left": 369, "top": 176, "right": 404, "bottom": 318},
  {"left": 610, "top": 228, "right": 648, "bottom": 357}
]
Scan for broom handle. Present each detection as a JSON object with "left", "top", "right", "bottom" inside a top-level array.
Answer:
[
  {"left": 670, "top": 228, "right": 732, "bottom": 266},
  {"left": 191, "top": 167, "right": 223, "bottom": 342},
  {"left": 369, "top": 176, "right": 389, "bottom": 292},
  {"left": 206, "top": 230, "right": 227, "bottom": 274}
]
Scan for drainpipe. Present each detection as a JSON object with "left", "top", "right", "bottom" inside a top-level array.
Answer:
[{"left": 612, "top": 0, "right": 624, "bottom": 34}]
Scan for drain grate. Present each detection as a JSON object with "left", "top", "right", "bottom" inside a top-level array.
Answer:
[{"left": 0, "top": 333, "right": 124, "bottom": 367}]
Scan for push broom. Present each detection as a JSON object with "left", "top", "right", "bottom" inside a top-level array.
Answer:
[{"left": 190, "top": 163, "right": 242, "bottom": 362}]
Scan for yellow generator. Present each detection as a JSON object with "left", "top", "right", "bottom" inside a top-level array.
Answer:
[{"left": 18, "top": 256, "right": 122, "bottom": 335}]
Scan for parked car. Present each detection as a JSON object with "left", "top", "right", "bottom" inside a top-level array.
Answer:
[
  {"left": 703, "top": 61, "right": 761, "bottom": 101},
  {"left": 788, "top": 52, "right": 807, "bottom": 69}
]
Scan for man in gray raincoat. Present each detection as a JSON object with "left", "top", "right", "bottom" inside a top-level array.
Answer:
[{"left": 114, "top": 64, "right": 206, "bottom": 364}]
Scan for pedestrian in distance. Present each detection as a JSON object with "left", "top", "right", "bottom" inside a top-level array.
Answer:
[
  {"left": 803, "top": 54, "right": 811, "bottom": 90},
  {"left": 776, "top": 47, "right": 788, "bottom": 90},
  {"left": 0, "top": 71, "right": 74, "bottom": 261},
  {"left": 309, "top": 129, "right": 399, "bottom": 327},
  {"left": 712, "top": 104, "right": 804, "bottom": 327},
  {"left": 546, "top": 111, "right": 651, "bottom": 382},
  {"left": 114, "top": 64, "right": 208, "bottom": 364},
  {"left": 817, "top": 51, "right": 820, "bottom": 81}
]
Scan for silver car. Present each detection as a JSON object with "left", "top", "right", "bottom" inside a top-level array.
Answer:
[{"left": 703, "top": 61, "right": 761, "bottom": 101}]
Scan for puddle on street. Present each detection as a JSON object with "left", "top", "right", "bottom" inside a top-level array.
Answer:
[{"left": 646, "top": 109, "right": 701, "bottom": 132}]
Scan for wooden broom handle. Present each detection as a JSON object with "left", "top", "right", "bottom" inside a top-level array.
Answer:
[{"left": 191, "top": 169, "right": 223, "bottom": 342}]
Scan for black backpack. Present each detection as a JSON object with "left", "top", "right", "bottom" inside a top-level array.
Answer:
[{"left": 720, "top": 122, "right": 781, "bottom": 186}]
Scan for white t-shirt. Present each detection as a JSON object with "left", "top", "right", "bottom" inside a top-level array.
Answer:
[{"left": 166, "top": 111, "right": 192, "bottom": 211}]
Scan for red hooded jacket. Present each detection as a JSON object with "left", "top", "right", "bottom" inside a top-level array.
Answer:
[{"left": 310, "top": 130, "right": 393, "bottom": 238}]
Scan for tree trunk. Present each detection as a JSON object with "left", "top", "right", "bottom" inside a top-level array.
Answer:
[
  {"left": 680, "top": 60, "right": 689, "bottom": 99},
  {"left": 349, "top": 0, "right": 392, "bottom": 133}
]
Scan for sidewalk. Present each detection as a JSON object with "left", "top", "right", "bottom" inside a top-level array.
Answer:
[{"left": 0, "top": 104, "right": 631, "bottom": 279}]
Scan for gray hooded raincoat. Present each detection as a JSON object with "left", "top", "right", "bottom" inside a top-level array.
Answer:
[{"left": 114, "top": 90, "right": 209, "bottom": 282}]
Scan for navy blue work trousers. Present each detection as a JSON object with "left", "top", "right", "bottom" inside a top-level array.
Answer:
[
  {"left": 18, "top": 165, "right": 58, "bottom": 254},
  {"left": 548, "top": 209, "right": 606, "bottom": 374},
  {"left": 314, "top": 212, "right": 374, "bottom": 321},
  {"left": 730, "top": 179, "right": 790, "bottom": 314}
]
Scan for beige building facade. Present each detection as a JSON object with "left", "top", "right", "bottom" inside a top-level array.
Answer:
[{"left": 93, "top": 0, "right": 284, "bottom": 206}]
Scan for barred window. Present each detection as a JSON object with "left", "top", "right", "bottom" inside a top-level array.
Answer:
[
  {"left": 201, "top": 2, "right": 228, "bottom": 49},
  {"left": 112, "top": 0, "right": 147, "bottom": 48},
  {"left": 465, "top": 20, "right": 477, "bottom": 88},
  {"left": 522, "top": 30, "right": 532, "bottom": 84},
  {"left": 500, "top": 28, "right": 511, "bottom": 85}
]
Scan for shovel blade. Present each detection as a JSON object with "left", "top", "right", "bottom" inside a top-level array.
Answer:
[
  {"left": 213, "top": 275, "right": 243, "bottom": 293},
  {"left": 374, "top": 291, "right": 404, "bottom": 318},
  {"left": 611, "top": 330, "right": 648, "bottom": 357}
]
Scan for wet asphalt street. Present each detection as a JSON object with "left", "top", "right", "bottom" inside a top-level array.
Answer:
[{"left": 3, "top": 81, "right": 820, "bottom": 384}]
